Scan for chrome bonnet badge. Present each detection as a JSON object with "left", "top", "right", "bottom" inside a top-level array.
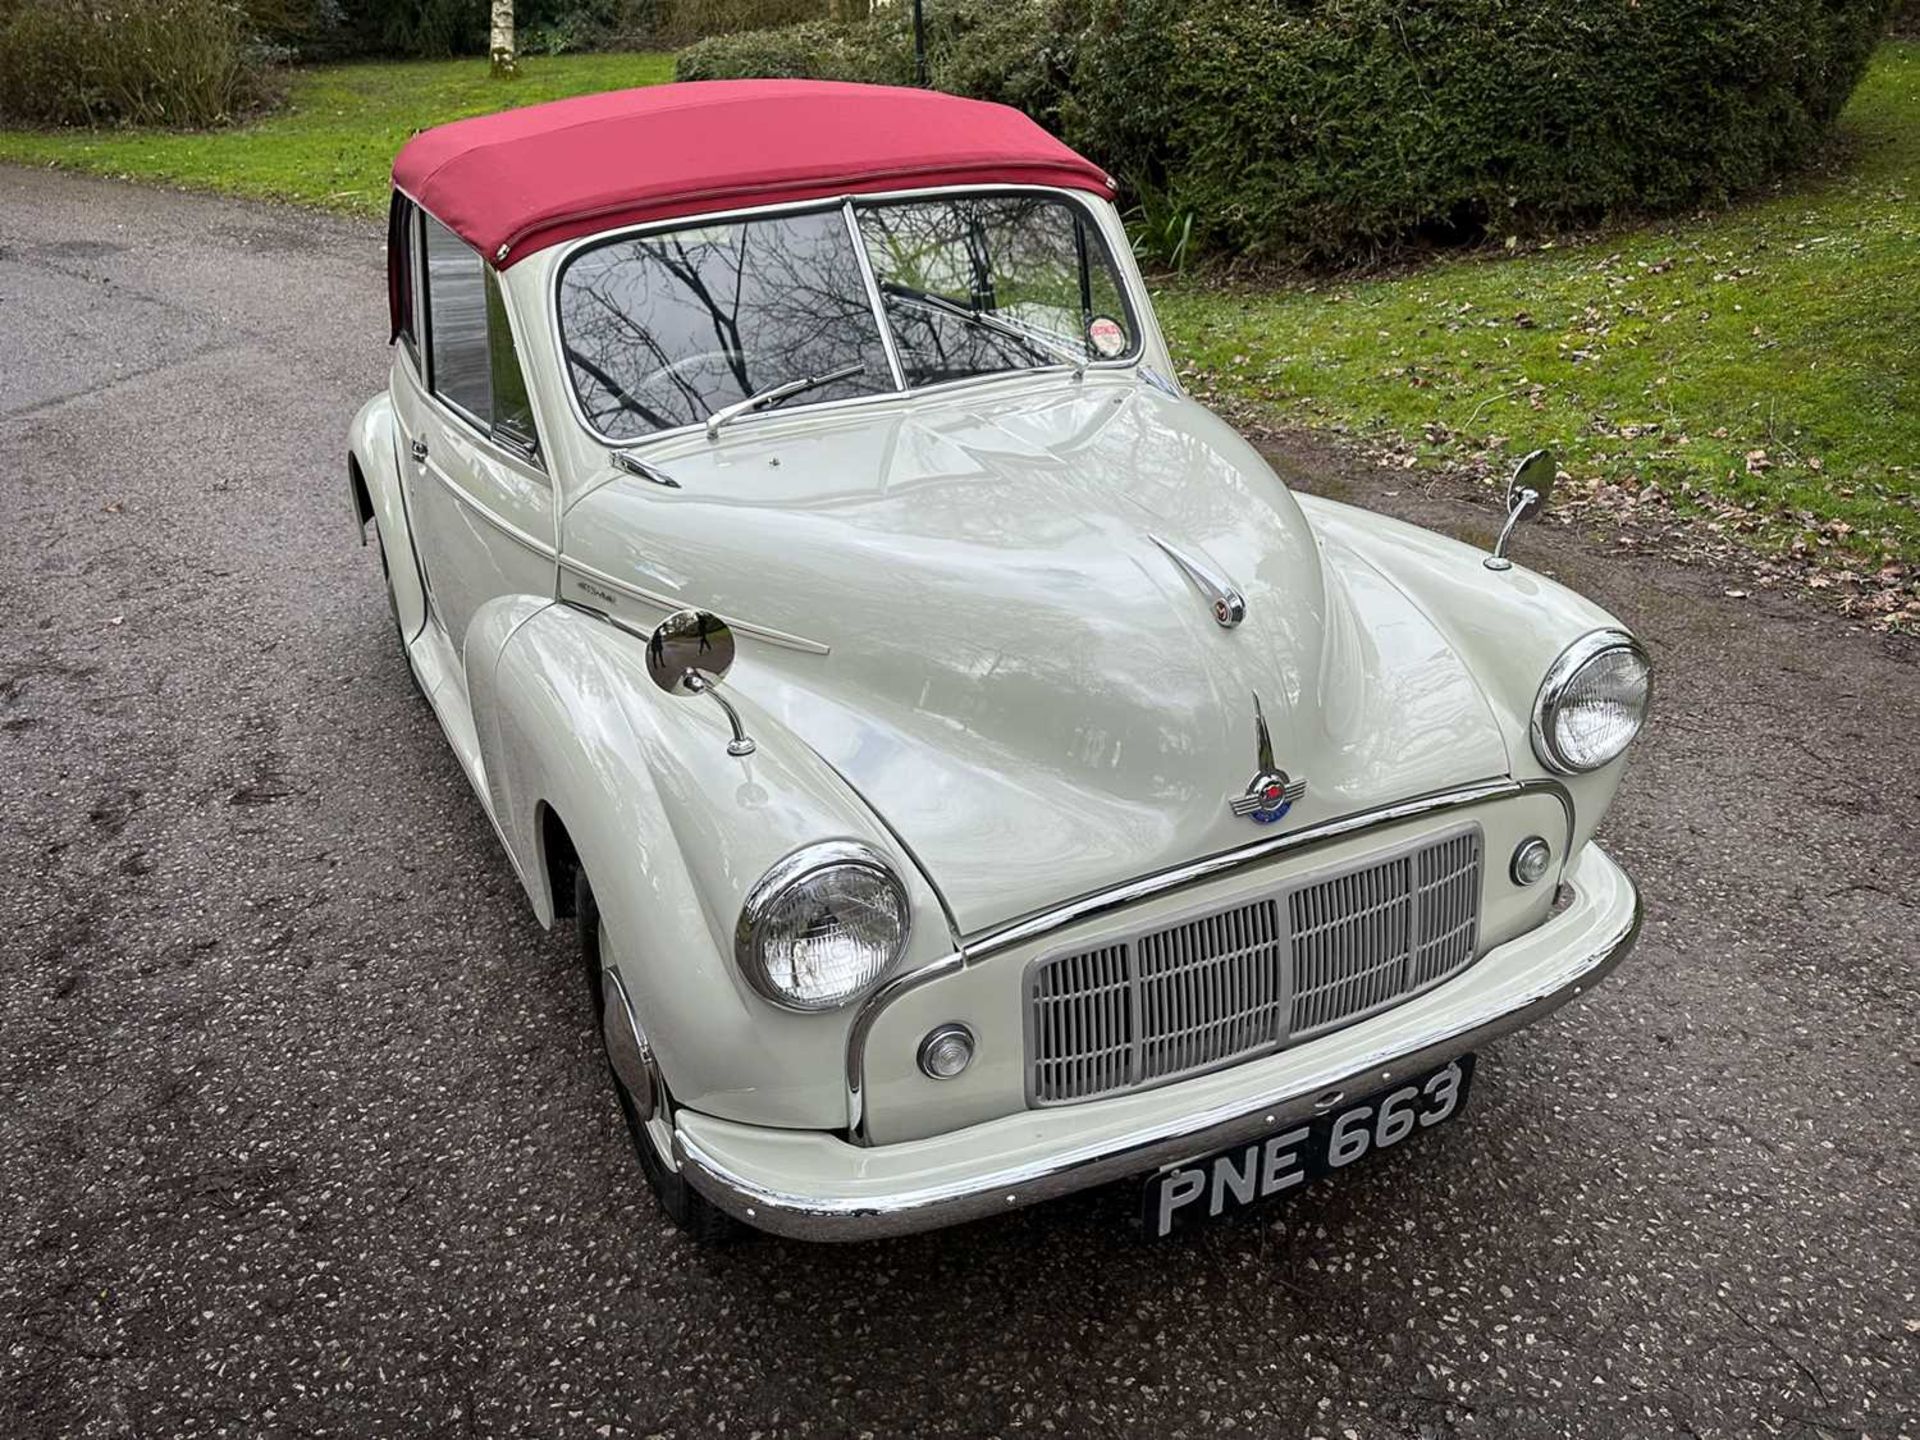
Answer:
[
  {"left": 1149, "top": 535, "right": 1246, "bottom": 629},
  {"left": 1229, "top": 694, "right": 1305, "bottom": 825}
]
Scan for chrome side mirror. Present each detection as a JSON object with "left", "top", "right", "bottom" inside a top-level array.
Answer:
[
  {"left": 1485, "top": 448, "right": 1555, "bottom": 571},
  {"left": 645, "top": 607, "right": 755, "bottom": 757}
]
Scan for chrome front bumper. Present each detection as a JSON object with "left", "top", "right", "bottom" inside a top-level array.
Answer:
[{"left": 673, "top": 842, "right": 1641, "bottom": 1241}]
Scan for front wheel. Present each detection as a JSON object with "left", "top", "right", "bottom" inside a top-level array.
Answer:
[{"left": 576, "top": 867, "right": 737, "bottom": 1244}]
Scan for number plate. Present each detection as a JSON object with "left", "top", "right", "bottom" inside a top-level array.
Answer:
[{"left": 1141, "top": 1055, "right": 1475, "bottom": 1238}]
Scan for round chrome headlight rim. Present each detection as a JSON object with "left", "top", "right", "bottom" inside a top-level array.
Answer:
[
  {"left": 1530, "top": 627, "right": 1652, "bottom": 775},
  {"left": 733, "top": 839, "right": 912, "bottom": 1012}
]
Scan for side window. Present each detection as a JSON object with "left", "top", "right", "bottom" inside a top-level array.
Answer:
[
  {"left": 423, "top": 213, "right": 493, "bottom": 421},
  {"left": 486, "top": 272, "right": 538, "bottom": 452},
  {"left": 421, "top": 211, "right": 542, "bottom": 462}
]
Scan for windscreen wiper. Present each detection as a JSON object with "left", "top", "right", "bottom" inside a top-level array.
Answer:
[
  {"left": 704, "top": 360, "right": 867, "bottom": 440},
  {"left": 879, "top": 281, "right": 1085, "bottom": 374}
]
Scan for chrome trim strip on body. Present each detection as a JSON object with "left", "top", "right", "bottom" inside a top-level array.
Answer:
[
  {"left": 679, "top": 853, "right": 1640, "bottom": 1240},
  {"left": 424, "top": 458, "right": 558, "bottom": 560},
  {"left": 544, "top": 184, "right": 1152, "bottom": 453},
  {"left": 841, "top": 776, "right": 1574, "bottom": 1124},
  {"left": 557, "top": 556, "right": 832, "bottom": 655}
]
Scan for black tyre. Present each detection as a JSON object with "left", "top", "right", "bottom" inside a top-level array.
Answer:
[{"left": 575, "top": 866, "right": 737, "bottom": 1244}]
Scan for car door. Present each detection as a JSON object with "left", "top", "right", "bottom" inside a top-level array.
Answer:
[{"left": 393, "top": 205, "right": 556, "bottom": 667}]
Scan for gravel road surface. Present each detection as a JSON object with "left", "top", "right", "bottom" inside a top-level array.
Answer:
[{"left": 3, "top": 168, "right": 1916, "bottom": 1440}]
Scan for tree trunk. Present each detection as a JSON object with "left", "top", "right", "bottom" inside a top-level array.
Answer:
[{"left": 490, "top": 0, "right": 516, "bottom": 78}]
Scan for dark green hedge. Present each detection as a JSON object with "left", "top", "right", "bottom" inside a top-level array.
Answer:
[
  {"left": 1075, "top": 0, "right": 1895, "bottom": 260},
  {"left": 675, "top": 14, "right": 903, "bottom": 81},
  {"left": 678, "top": 0, "right": 1895, "bottom": 263},
  {"left": 676, "top": 0, "right": 1074, "bottom": 119}
]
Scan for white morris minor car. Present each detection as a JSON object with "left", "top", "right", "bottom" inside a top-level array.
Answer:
[{"left": 348, "top": 81, "right": 1648, "bottom": 1241}]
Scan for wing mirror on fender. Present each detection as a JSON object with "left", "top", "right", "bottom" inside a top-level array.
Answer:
[
  {"left": 645, "top": 608, "right": 756, "bottom": 757},
  {"left": 1484, "top": 448, "right": 1556, "bottom": 572}
]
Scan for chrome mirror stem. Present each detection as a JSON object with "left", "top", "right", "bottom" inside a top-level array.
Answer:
[
  {"left": 1484, "top": 448, "right": 1556, "bottom": 571},
  {"left": 684, "top": 671, "right": 756, "bottom": 756},
  {"left": 1483, "top": 491, "right": 1536, "bottom": 571}
]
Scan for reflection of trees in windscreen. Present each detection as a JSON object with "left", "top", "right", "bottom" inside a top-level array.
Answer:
[
  {"left": 857, "top": 197, "right": 1135, "bottom": 384},
  {"left": 560, "top": 210, "right": 888, "bottom": 440}
]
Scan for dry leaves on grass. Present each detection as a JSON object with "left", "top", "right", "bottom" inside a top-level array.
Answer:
[{"left": 1210, "top": 393, "right": 1920, "bottom": 635}]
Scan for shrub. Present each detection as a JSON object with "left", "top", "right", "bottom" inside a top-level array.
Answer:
[
  {"left": 519, "top": 0, "right": 637, "bottom": 54},
  {"left": 657, "top": 0, "right": 851, "bottom": 48},
  {"left": 243, "top": 0, "right": 343, "bottom": 53},
  {"left": 333, "top": 0, "right": 485, "bottom": 57},
  {"left": 0, "top": 0, "right": 273, "bottom": 126},
  {"left": 676, "top": 0, "right": 1072, "bottom": 112},
  {"left": 676, "top": 14, "right": 900, "bottom": 80},
  {"left": 1070, "top": 0, "right": 1898, "bottom": 262},
  {"left": 678, "top": 0, "right": 1895, "bottom": 265}
]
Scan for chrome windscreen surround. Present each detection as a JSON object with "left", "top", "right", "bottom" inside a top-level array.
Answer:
[
  {"left": 843, "top": 776, "right": 1575, "bottom": 1134},
  {"left": 1530, "top": 628, "right": 1651, "bottom": 775},
  {"left": 1024, "top": 826, "right": 1483, "bottom": 1106}
]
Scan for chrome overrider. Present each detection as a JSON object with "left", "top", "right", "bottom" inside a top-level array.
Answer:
[{"left": 668, "top": 790, "right": 1641, "bottom": 1241}]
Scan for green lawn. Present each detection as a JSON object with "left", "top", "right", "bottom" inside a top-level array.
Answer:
[
  {"left": 3, "top": 43, "right": 1912, "bottom": 568},
  {"left": 1155, "top": 41, "right": 1920, "bottom": 570},
  {"left": 0, "top": 53, "right": 673, "bottom": 215}
]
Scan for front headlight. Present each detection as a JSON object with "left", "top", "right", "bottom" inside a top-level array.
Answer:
[
  {"left": 735, "top": 840, "right": 911, "bottom": 1011},
  {"left": 1531, "top": 628, "right": 1651, "bottom": 774}
]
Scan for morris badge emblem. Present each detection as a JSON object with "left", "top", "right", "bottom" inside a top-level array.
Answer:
[{"left": 1229, "top": 694, "right": 1305, "bottom": 825}]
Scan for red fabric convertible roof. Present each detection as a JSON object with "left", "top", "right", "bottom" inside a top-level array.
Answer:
[{"left": 392, "top": 80, "right": 1116, "bottom": 268}]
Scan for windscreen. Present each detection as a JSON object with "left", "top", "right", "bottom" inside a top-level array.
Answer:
[{"left": 556, "top": 193, "right": 1138, "bottom": 442}]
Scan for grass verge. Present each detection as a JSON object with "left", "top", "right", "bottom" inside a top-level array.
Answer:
[
  {"left": 0, "top": 53, "right": 674, "bottom": 216},
  {"left": 1154, "top": 41, "right": 1919, "bottom": 579}
]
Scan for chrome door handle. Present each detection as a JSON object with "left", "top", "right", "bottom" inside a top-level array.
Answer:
[{"left": 409, "top": 437, "right": 429, "bottom": 463}]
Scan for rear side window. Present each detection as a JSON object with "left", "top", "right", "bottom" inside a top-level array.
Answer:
[
  {"left": 387, "top": 193, "right": 418, "bottom": 365},
  {"left": 420, "top": 212, "right": 542, "bottom": 461}
]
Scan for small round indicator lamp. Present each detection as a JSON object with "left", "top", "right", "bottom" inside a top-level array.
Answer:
[
  {"left": 918, "top": 1023, "right": 976, "bottom": 1081},
  {"left": 1511, "top": 836, "right": 1552, "bottom": 887}
]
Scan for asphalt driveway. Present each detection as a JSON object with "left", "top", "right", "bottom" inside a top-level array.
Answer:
[{"left": 2, "top": 168, "right": 1916, "bottom": 1440}]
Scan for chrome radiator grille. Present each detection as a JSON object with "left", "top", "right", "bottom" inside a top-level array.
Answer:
[{"left": 1028, "top": 829, "right": 1483, "bottom": 1105}]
